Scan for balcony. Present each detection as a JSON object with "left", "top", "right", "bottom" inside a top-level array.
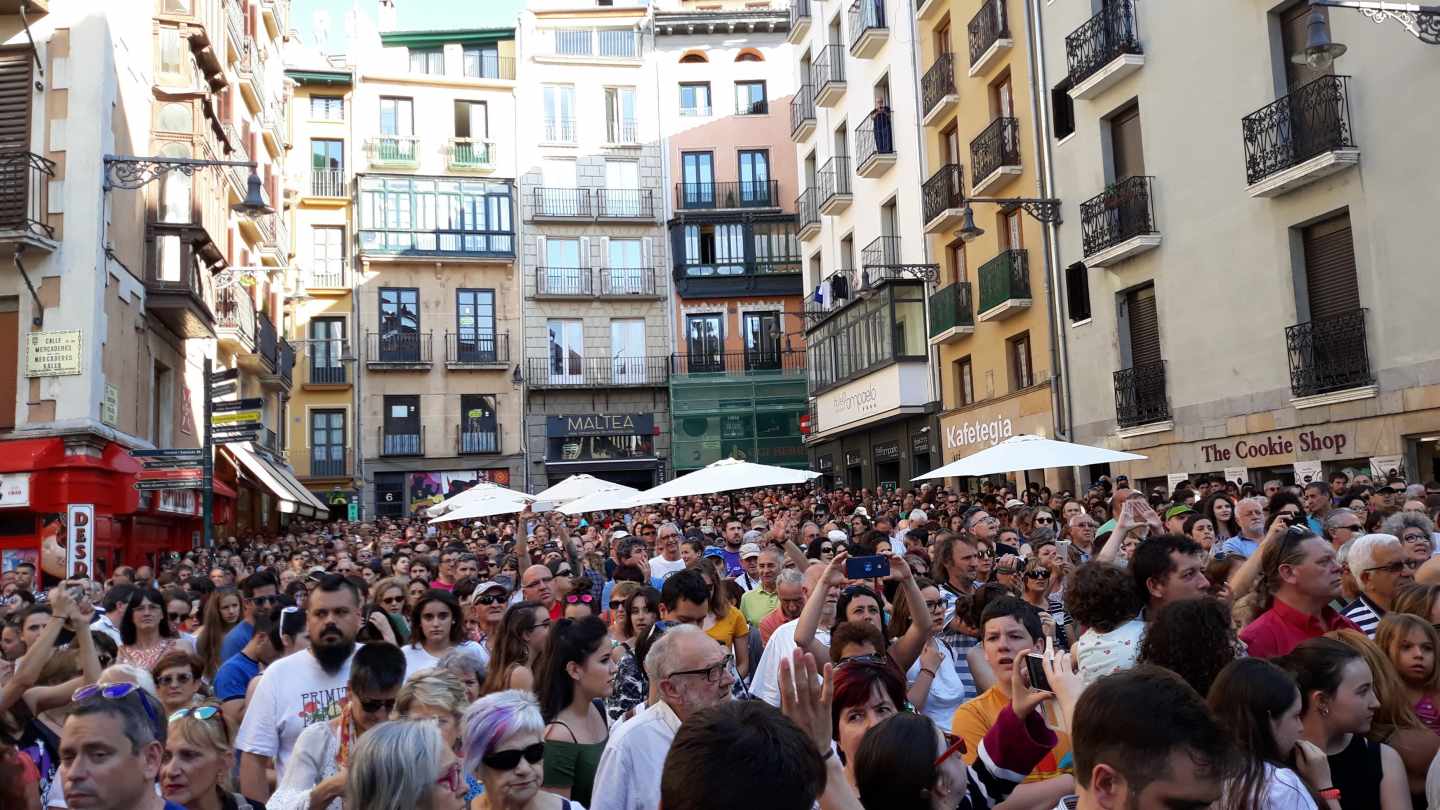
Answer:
[
  {"left": 967, "top": 0, "right": 1013, "bottom": 76},
  {"left": 921, "top": 54, "right": 959, "bottom": 126},
  {"left": 1080, "top": 175, "right": 1160, "bottom": 267},
  {"left": 605, "top": 118, "right": 640, "bottom": 147},
  {"left": 261, "top": 338, "right": 295, "bottom": 392},
  {"left": 671, "top": 350, "right": 806, "bottom": 378},
  {"left": 365, "top": 136, "right": 420, "bottom": 169},
  {"left": 214, "top": 286, "right": 257, "bottom": 353},
  {"left": 303, "top": 341, "right": 351, "bottom": 387},
  {"left": 916, "top": 0, "right": 946, "bottom": 22},
  {"left": 598, "top": 267, "right": 662, "bottom": 298},
  {"left": 532, "top": 187, "right": 593, "bottom": 220},
  {"left": 260, "top": 213, "right": 288, "bottom": 265},
  {"left": 855, "top": 110, "right": 897, "bottom": 178},
  {"left": 0, "top": 152, "right": 57, "bottom": 251},
  {"left": 848, "top": 0, "right": 889, "bottom": 58},
  {"left": 1066, "top": 0, "right": 1143, "bottom": 100},
  {"left": 1243, "top": 75, "right": 1359, "bottom": 198},
  {"left": 817, "top": 157, "right": 853, "bottom": 215},
  {"left": 526, "top": 356, "right": 670, "bottom": 389},
  {"left": 675, "top": 180, "right": 780, "bottom": 211},
  {"left": 144, "top": 229, "right": 217, "bottom": 339},
  {"left": 458, "top": 426, "right": 501, "bottom": 455},
  {"left": 261, "top": 106, "right": 287, "bottom": 158},
  {"left": 235, "top": 44, "right": 262, "bottom": 113},
  {"left": 447, "top": 138, "right": 496, "bottom": 172},
  {"left": 812, "top": 45, "right": 846, "bottom": 108},
  {"left": 1114, "top": 361, "right": 1170, "bottom": 429},
  {"left": 380, "top": 426, "right": 424, "bottom": 458},
  {"left": 543, "top": 117, "right": 576, "bottom": 145},
  {"left": 309, "top": 167, "right": 347, "bottom": 198},
  {"left": 308, "top": 452, "right": 348, "bottom": 479},
  {"left": 790, "top": 84, "right": 817, "bottom": 142},
  {"left": 674, "top": 257, "right": 801, "bottom": 298},
  {"left": 923, "top": 164, "right": 966, "bottom": 233},
  {"left": 535, "top": 266, "right": 593, "bottom": 298},
  {"left": 307, "top": 261, "right": 348, "bottom": 292},
  {"left": 596, "top": 189, "right": 656, "bottom": 220},
  {"left": 788, "top": 0, "right": 811, "bottom": 43},
  {"left": 804, "top": 268, "right": 858, "bottom": 325},
  {"left": 1286, "top": 309, "right": 1374, "bottom": 400},
  {"left": 246, "top": 313, "right": 279, "bottom": 373},
  {"left": 225, "top": 0, "right": 245, "bottom": 62},
  {"left": 976, "top": 249, "right": 1031, "bottom": 321},
  {"left": 928, "top": 281, "right": 975, "bottom": 343},
  {"left": 797, "top": 188, "right": 821, "bottom": 241},
  {"left": 445, "top": 331, "right": 510, "bottom": 369},
  {"left": 221, "top": 124, "right": 248, "bottom": 200},
  {"left": 366, "top": 332, "right": 433, "bottom": 370},
  {"left": 970, "top": 117, "right": 1021, "bottom": 194},
  {"left": 260, "top": 0, "right": 288, "bottom": 41}
]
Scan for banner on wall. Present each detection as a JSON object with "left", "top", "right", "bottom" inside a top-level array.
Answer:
[
  {"left": 1224, "top": 467, "right": 1248, "bottom": 488},
  {"left": 1293, "top": 460, "right": 1324, "bottom": 486},
  {"left": 1166, "top": 473, "right": 1189, "bottom": 495},
  {"left": 408, "top": 470, "right": 513, "bottom": 514},
  {"left": 1370, "top": 455, "right": 1405, "bottom": 482},
  {"left": 65, "top": 504, "right": 95, "bottom": 580}
]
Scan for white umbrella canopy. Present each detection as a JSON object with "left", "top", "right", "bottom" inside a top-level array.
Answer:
[
  {"left": 636, "top": 457, "right": 820, "bottom": 501},
  {"left": 912, "top": 434, "right": 1148, "bottom": 481},
  {"left": 533, "top": 474, "right": 617, "bottom": 505},
  {"left": 557, "top": 484, "right": 651, "bottom": 515},
  {"left": 425, "top": 482, "right": 535, "bottom": 517},
  {"left": 427, "top": 494, "right": 532, "bottom": 524}
]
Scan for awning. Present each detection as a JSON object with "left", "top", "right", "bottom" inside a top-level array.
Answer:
[{"left": 226, "top": 444, "right": 327, "bottom": 519}]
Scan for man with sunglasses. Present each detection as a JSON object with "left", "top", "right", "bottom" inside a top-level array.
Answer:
[
  {"left": 591, "top": 624, "right": 734, "bottom": 810},
  {"left": 219, "top": 571, "right": 280, "bottom": 666},
  {"left": 1342, "top": 533, "right": 1415, "bottom": 638},
  {"left": 59, "top": 684, "right": 175, "bottom": 810}
]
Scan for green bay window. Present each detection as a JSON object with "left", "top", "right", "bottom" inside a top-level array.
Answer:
[{"left": 358, "top": 175, "right": 514, "bottom": 256}]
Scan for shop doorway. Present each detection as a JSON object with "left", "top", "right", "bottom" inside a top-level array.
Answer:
[
  {"left": 846, "top": 465, "right": 863, "bottom": 490},
  {"left": 875, "top": 461, "right": 900, "bottom": 489}
]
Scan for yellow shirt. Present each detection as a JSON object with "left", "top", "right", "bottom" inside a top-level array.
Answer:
[
  {"left": 951, "top": 686, "right": 1072, "bottom": 783},
  {"left": 705, "top": 605, "right": 750, "bottom": 648},
  {"left": 740, "top": 588, "right": 780, "bottom": 626}
]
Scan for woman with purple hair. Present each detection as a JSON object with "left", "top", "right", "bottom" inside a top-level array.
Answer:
[{"left": 462, "top": 689, "right": 583, "bottom": 809}]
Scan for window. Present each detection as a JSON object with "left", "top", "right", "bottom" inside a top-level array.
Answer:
[
  {"left": 806, "top": 284, "right": 923, "bottom": 391},
  {"left": 598, "top": 29, "right": 637, "bottom": 58},
  {"left": 743, "top": 311, "right": 783, "bottom": 370},
  {"left": 547, "top": 319, "right": 584, "bottom": 383},
  {"left": 680, "top": 51, "right": 708, "bottom": 63},
  {"left": 463, "top": 45, "right": 501, "bottom": 78},
  {"left": 947, "top": 240, "right": 967, "bottom": 283},
  {"left": 679, "top": 83, "right": 712, "bottom": 116},
  {"left": 310, "top": 227, "right": 345, "bottom": 287},
  {"left": 1300, "top": 212, "right": 1359, "bottom": 321},
  {"left": 1065, "top": 262, "right": 1092, "bottom": 323},
  {"left": 374, "top": 472, "right": 405, "bottom": 518},
  {"left": 151, "top": 361, "right": 173, "bottom": 447},
  {"left": 310, "top": 411, "right": 346, "bottom": 475},
  {"left": 460, "top": 395, "right": 498, "bottom": 453},
  {"left": 735, "top": 50, "right": 763, "bottom": 62},
  {"left": 157, "top": 142, "right": 191, "bottom": 224},
  {"left": 955, "top": 356, "right": 974, "bottom": 406},
  {"left": 1009, "top": 332, "right": 1033, "bottom": 390},
  {"left": 543, "top": 85, "right": 576, "bottom": 142},
  {"left": 157, "top": 102, "right": 192, "bottom": 133},
  {"left": 751, "top": 221, "right": 799, "bottom": 272},
  {"left": 735, "top": 80, "right": 768, "bottom": 115},
  {"left": 611, "top": 319, "right": 647, "bottom": 383},
  {"left": 1122, "top": 284, "right": 1161, "bottom": 370},
  {"left": 1109, "top": 103, "right": 1145, "bottom": 180},
  {"left": 379, "top": 97, "right": 414, "bottom": 136},
  {"left": 456, "top": 289, "right": 497, "bottom": 362},
  {"left": 382, "top": 396, "right": 421, "bottom": 455},
  {"left": 454, "top": 101, "right": 488, "bottom": 138},
  {"left": 378, "top": 287, "right": 420, "bottom": 362},
  {"left": 1051, "top": 79, "right": 1075, "bottom": 140},
  {"left": 310, "top": 95, "right": 345, "bottom": 121},
  {"left": 357, "top": 176, "right": 514, "bottom": 255},
  {"left": 309, "top": 318, "right": 346, "bottom": 383},
  {"left": 605, "top": 87, "right": 637, "bottom": 144},
  {"left": 409, "top": 48, "right": 444, "bottom": 75},
  {"left": 686, "top": 314, "right": 724, "bottom": 372},
  {"left": 682, "top": 223, "right": 744, "bottom": 275},
  {"left": 607, "top": 237, "right": 646, "bottom": 293},
  {"left": 737, "top": 150, "right": 771, "bottom": 205},
  {"left": 310, "top": 140, "right": 344, "bottom": 195},
  {"left": 681, "top": 152, "right": 715, "bottom": 206},
  {"left": 555, "top": 28, "right": 593, "bottom": 56}
]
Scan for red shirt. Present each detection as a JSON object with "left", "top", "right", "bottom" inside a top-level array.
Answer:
[{"left": 1239, "top": 596, "right": 1361, "bottom": 659}]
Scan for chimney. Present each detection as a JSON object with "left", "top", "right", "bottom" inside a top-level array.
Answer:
[{"left": 377, "top": 0, "right": 397, "bottom": 33}]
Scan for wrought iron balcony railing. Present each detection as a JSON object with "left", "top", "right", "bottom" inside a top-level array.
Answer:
[
  {"left": 606, "top": 118, "right": 640, "bottom": 145},
  {"left": 445, "top": 331, "right": 510, "bottom": 365},
  {"left": 921, "top": 53, "right": 956, "bottom": 119},
  {"left": 967, "top": 0, "right": 1010, "bottom": 67},
  {"left": 0, "top": 152, "right": 56, "bottom": 245},
  {"left": 532, "top": 187, "right": 593, "bottom": 218},
  {"left": 306, "top": 341, "right": 350, "bottom": 385},
  {"left": 367, "top": 332, "right": 433, "bottom": 365},
  {"left": 256, "top": 313, "right": 278, "bottom": 371},
  {"left": 671, "top": 350, "right": 806, "bottom": 376},
  {"left": 458, "top": 427, "right": 501, "bottom": 455},
  {"left": 1242, "top": 74, "right": 1355, "bottom": 186},
  {"left": 1286, "top": 308, "right": 1373, "bottom": 397},
  {"left": 848, "top": 0, "right": 887, "bottom": 51},
  {"left": 543, "top": 117, "right": 576, "bottom": 144},
  {"left": 929, "top": 281, "right": 975, "bottom": 337},
  {"left": 526, "top": 356, "right": 670, "bottom": 388},
  {"left": 818, "top": 156, "right": 852, "bottom": 205},
  {"left": 922, "top": 164, "right": 965, "bottom": 224},
  {"left": 276, "top": 339, "right": 295, "bottom": 388},
  {"left": 596, "top": 188, "right": 655, "bottom": 219},
  {"left": 379, "top": 426, "right": 424, "bottom": 457},
  {"left": 214, "top": 286, "right": 256, "bottom": 349},
  {"left": 310, "top": 167, "right": 346, "bottom": 197},
  {"left": 536, "top": 266, "right": 594, "bottom": 296},
  {"left": 790, "top": 84, "right": 816, "bottom": 137},
  {"left": 977, "top": 249, "right": 1030, "bottom": 312},
  {"left": 797, "top": 188, "right": 820, "bottom": 232},
  {"left": 308, "top": 260, "right": 348, "bottom": 290},
  {"left": 366, "top": 136, "right": 420, "bottom": 166},
  {"left": 1066, "top": 0, "right": 1142, "bottom": 87},
  {"left": 790, "top": 0, "right": 811, "bottom": 28},
  {"left": 861, "top": 235, "right": 903, "bottom": 271},
  {"left": 599, "top": 267, "right": 659, "bottom": 296},
  {"left": 1080, "top": 175, "right": 1157, "bottom": 257},
  {"left": 675, "top": 180, "right": 779, "bottom": 210},
  {"left": 856, "top": 109, "right": 896, "bottom": 169},
  {"left": 812, "top": 44, "right": 846, "bottom": 91},
  {"left": 971, "top": 116, "right": 1021, "bottom": 183},
  {"left": 1114, "top": 361, "right": 1170, "bottom": 428},
  {"left": 309, "top": 452, "right": 346, "bottom": 478}
]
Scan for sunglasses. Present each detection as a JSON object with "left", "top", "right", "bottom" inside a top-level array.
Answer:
[
  {"left": 355, "top": 696, "right": 397, "bottom": 713},
  {"left": 1025, "top": 569, "right": 1051, "bottom": 580},
  {"left": 934, "top": 730, "right": 968, "bottom": 768},
  {"left": 564, "top": 593, "right": 595, "bottom": 604},
  {"left": 167, "top": 612, "right": 188, "bottom": 623},
  {"left": 609, "top": 601, "right": 624, "bottom": 610},
  {"left": 158, "top": 673, "right": 195, "bottom": 687},
  {"left": 482, "top": 742, "right": 545, "bottom": 771},
  {"left": 73, "top": 683, "right": 163, "bottom": 738},
  {"left": 1034, "top": 517, "right": 1055, "bottom": 525},
  {"left": 251, "top": 595, "right": 282, "bottom": 606},
  {"left": 1364, "top": 559, "right": 1422, "bottom": 574},
  {"left": 820, "top": 545, "right": 834, "bottom": 553},
  {"left": 168, "top": 705, "right": 229, "bottom": 735}
]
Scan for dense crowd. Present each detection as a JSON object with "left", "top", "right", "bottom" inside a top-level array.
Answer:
[{"left": 5, "top": 469, "right": 1440, "bottom": 810}]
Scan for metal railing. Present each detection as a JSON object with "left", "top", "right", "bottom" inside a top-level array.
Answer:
[
  {"left": 606, "top": 118, "right": 640, "bottom": 145},
  {"left": 308, "top": 260, "right": 347, "bottom": 290},
  {"left": 446, "top": 331, "right": 510, "bottom": 365},
  {"left": 680, "top": 104, "right": 711, "bottom": 117},
  {"left": 0, "top": 152, "right": 56, "bottom": 242},
  {"left": 458, "top": 427, "right": 500, "bottom": 455},
  {"left": 256, "top": 313, "right": 278, "bottom": 370},
  {"left": 306, "top": 341, "right": 350, "bottom": 384},
  {"left": 366, "top": 136, "right": 419, "bottom": 165},
  {"left": 856, "top": 109, "right": 896, "bottom": 169},
  {"left": 596, "top": 189, "right": 655, "bottom": 219},
  {"left": 677, "top": 259, "right": 801, "bottom": 277},
  {"left": 599, "top": 29, "right": 638, "bottom": 58},
  {"left": 818, "top": 156, "right": 852, "bottom": 205},
  {"left": 225, "top": 0, "right": 246, "bottom": 54},
  {"left": 797, "top": 188, "right": 820, "bottom": 231},
  {"left": 535, "top": 267, "right": 594, "bottom": 296},
  {"left": 379, "top": 426, "right": 424, "bottom": 457},
  {"left": 599, "top": 267, "right": 659, "bottom": 296},
  {"left": 214, "top": 286, "right": 256, "bottom": 348},
  {"left": 967, "top": 0, "right": 1010, "bottom": 67},
  {"left": 929, "top": 281, "right": 975, "bottom": 337},
  {"left": 221, "top": 123, "right": 249, "bottom": 195},
  {"left": 791, "top": 84, "right": 816, "bottom": 137},
  {"left": 805, "top": 269, "right": 858, "bottom": 320},
  {"left": 1066, "top": 0, "right": 1142, "bottom": 87},
  {"left": 971, "top": 116, "right": 1021, "bottom": 183},
  {"left": 675, "top": 180, "right": 779, "bottom": 210},
  {"left": 922, "top": 164, "right": 965, "bottom": 224},
  {"left": 861, "top": 235, "right": 903, "bottom": 270},
  {"left": 921, "top": 54, "right": 956, "bottom": 118},
  {"left": 276, "top": 339, "right": 295, "bottom": 388},
  {"left": 1080, "top": 175, "right": 1157, "bottom": 257},
  {"left": 532, "top": 187, "right": 592, "bottom": 218},
  {"left": 447, "top": 138, "right": 495, "bottom": 169},
  {"left": 1114, "top": 361, "right": 1170, "bottom": 428},
  {"left": 526, "top": 356, "right": 670, "bottom": 388},
  {"left": 977, "top": 249, "right": 1030, "bottom": 312},
  {"left": 848, "top": 0, "right": 887, "bottom": 51},
  {"left": 310, "top": 167, "right": 346, "bottom": 197},
  {"left": 671, "top": 350, "right": 806, "bottom": 375},
  {"left": 310, "top": 452, "right": 346, "bottom": 478},
  {"left": 367, "top": 332, "right": 433, "bottom": 365},
  {"left": 544, "top": 117, "right": 576, "bottom": 143},
  {"left": 1286, "top": 308, "right": 1373, "bottom": 397},
  {"left": 812, "top": 44, "right": 846, "bottom": 91},
  {"left": 790, "top": 0, "right": 811, "bottom": 28},
  {"left": 1242, "top": 74, "right": 1354, "bottom": 186}
]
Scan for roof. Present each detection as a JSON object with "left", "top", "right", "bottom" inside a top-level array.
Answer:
[
  {"left": 284, "top": 69, "right": 353, "bottom": 87},
  {"left": 379, "top": 27, "right": 516, "bottom": 48},
  {"left": 653, "top": 9, "right": 790, "bottom": 35}
]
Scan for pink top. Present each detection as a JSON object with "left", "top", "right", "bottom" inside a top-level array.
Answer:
[{"left": 1417, "top": 694, "right": 1440, "bottom": 735}]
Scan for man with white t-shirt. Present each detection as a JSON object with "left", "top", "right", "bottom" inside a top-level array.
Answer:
[
  {"left": 750, "top": 563, "right": 835, "bottom": 706},
  {"left": 236, "top": 574, "right": 363, "bottom": 803},
  {"left": 648, "top": 522, "right": 687, "bottom": 583}
]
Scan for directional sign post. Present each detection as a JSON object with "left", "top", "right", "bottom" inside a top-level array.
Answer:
[
  {"left": 212, "top": 398, "right": 264, "bottom": 414},
  {"left": 211, "top": 410, "right": 262, "bottom": 427},
  {"left": 203, "top": 360, "right": 224, "bottom": 549}
]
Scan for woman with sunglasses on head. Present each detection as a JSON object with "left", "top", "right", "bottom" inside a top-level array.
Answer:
[
  {"left": 161, "top": 702, "right": 262, "bottom": 810},
  {"left": 482, "top": 601, "right": 551, "bottom": 696},
  {"left": 561, "top": 577, "right": 599, "bottom": 621},
  {"left": 119, "top": 586, "right": 192, "bottom": 670},
  {"left": 150, "top": 650, "right": 205, "bottom": 716},
  {"left": 464, "top": 689, "right": 577, "bottom": 810},
  {"left": 346, "top": 719, "right": 467, "bottom": 810},
  {"left": 195, "top": 588, "right": 242, "bottom": 682},
  {"left": 405, "top": 589, "right": 486, "bottom": 681},
  {"left": 536, "top": 617, "right": 614, "bottom": 806}
]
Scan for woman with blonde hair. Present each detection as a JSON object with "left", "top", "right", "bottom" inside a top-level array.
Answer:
[
  {"left": 397, "top": 668, "right": 483, "bottom": 803},
  {"left": 345, "top": 720, "right": 466, "bottom": 810},
  {"left": 1375, "top": 613, "right": 1440, "bottom": 735},
  {"left": 1392, "top": 583, "right": 1440, "bottom": 624},
  {"left": 160, "top": 702, "right": 262, "bottom": 810}
]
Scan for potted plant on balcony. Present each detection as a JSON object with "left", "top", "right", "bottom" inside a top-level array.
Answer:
[{"left": 1103, "top": 182, "right": 1123, "bottom": 209}]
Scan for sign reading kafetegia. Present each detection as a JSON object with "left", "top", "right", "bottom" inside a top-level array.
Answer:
[{"left": 26, "top": 331, "right": 83, "bottom": 377}]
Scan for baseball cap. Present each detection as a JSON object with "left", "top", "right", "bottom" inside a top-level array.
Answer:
[
  {"left": 743, "top": 529, "right": 763, "bottom": 543},
  {"left": 469, "top": 581, "right": 508, "bottom": 602},
  {"left": 702, "top": 546, "right": 726, "bottom": 560},
  {"left": 826, "top": 529, "right": 848, "bottom": 544},
  {"left": 750, "top": 516, "right": 770, "bottom": 530},
  {"left": 612, "top": 529, "right": 630, "bottom": 540},
  {"left": 740, "top": 543, "right": 761, "bottom": 559},
  {"left": 852, "top": 506, "right": 871, "bottom": 519},
  {"left": 1164, "top": 504, "right": 1195, "bottom": 521},
  {"left": 1005, "top": 498, "right": 1025, "bottom": 510}
]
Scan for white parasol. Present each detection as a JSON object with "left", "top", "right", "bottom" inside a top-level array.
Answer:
[
  {"left": 426, "top": 493, "right": 532, "bottom": 523},
  {"left": 425, "top": 482, "right": 535, "bottom": 518},
  {"left": 634, "top": 457, "right": 820, "bottom": 501},
  {"left": 911, "top": 434, "right": 1148, "bottom": 481},
  {"left": 533, "top": 474, "right": 619, "bottom": 505},
  {"left": 557, "top": 484, "right": 668, "bottom": 515}
]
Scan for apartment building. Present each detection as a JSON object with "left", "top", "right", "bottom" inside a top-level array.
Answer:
[
  {"left": 1035, "top": 1, "right": 1440, "bottom": 488},
  {"left": 916, "top": 0, "right": 1064, "bottom": 489},
  {"left": 790, "top": 0, "right": 941, "bottom": 489},
  {"left": 517, "top": 0, "right": 673, "bottom": 491},
  {"left": 653, "top": 1, "right": 809, "bottom": 476},
  {"left": 346, "top": 19, "right": 524, "bottom": 519}
]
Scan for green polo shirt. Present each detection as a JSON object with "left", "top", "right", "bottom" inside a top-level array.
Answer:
[{"left": 740, "top": 587, "right": 779, "bottom": 625}]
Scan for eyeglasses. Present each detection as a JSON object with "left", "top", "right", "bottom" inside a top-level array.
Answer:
[
  {"left": 473, "top": 593, "right": 506, "bottom": 606},
  {"left": 157, "top": 673, "right": 194, "bottom": 687},
  {"left": 1025, "top": 569, "right": 1051, "bottom": 580},
  {"left": 482, "top": 742, "right": 545, "bottom": 771},
  {"left": 381, "top": 595, "right": 405, "bottom": 606},
  {"left": 934, "top": 730, "right": 968, "bottom": 768},
  {"left": 354, "top": 695, "right": 397, "bottom": 714},
  {"left": 435, "top": 761, "right": 464, "bottom": 793},
  {"left": 168, "top": 705, "right": 229, "bottom": 735},
  {"left": 564, "top": 593, "right": 595, "bottom": 604},
  {"left": 167, "top": 612, "right": 188, "bottom": 623},
  {"left": 1364, "top": 559, "right": 1422, "bottom": 574},
  {"left": 668, "top": 654, "right": 734, "bottom": 684}
]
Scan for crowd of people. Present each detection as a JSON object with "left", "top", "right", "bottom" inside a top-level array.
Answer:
[{"left": 4, "top": 468, "right": 1440, "bottom": 810}]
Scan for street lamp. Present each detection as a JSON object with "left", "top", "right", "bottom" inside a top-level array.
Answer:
[
  {"left": 103, "top": 154, "right": 275, "bottom": 218},
  {"left": 956, "top": 206, "right": 986, "bottom": 243},
  {"left": 1295, "top": 8, "right": 1350, "bottom": 69},
  {"left": 946, "top": 166, "right": 1063, "bottom": 245},
  {"left": 1296, "top": 1, "right": 1440, "bottom": 67}
]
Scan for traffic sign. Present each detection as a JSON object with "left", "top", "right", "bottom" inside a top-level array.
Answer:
[
  {"left": 134, "top": 478, "right": 206, "bottom": 491},
  {"left": 209, "top": 368, "right": 239, "bottom": 384},
  {"left": 212, "top": 397, "right": 264, "bottom": 414},
  {"left": 208, "top": 382, "right": 238, "bottom": 398},
  {"left": 211, "top": 410, "right": 262, "bottom": 426},
  {"left": 132, "top": 448, "right": 204, "bottom": 458}
]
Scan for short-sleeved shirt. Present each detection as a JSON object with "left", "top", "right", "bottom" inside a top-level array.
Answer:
[
  {"left": 234, "top": 649, "right": 354, "bottom": 778},
  {"left": 739, "top": 588, "right": 779, "bottom": 626},
  {"left": 1239, "top": 597, "right": 1361, "bottom": 659},
  {"left": 219, "top": 620, "right": 255, "bottom": 665},
  {"left": 952, "top": 686, "right": 1072, "bottom": 783},
  {"left": 214, "top": 651, "right": 261, "bottom": 702},
  {"left": 704, "top": 605, "right": 749, "bottom": 649}
]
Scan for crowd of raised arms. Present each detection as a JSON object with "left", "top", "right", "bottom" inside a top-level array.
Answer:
[{"left": 8, "top": 470, "right": 1440, "bottom": 810}]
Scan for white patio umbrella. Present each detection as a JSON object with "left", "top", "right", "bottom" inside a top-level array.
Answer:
[
  {"left": 427, "top": 493, "right": 532, "bottom": 524},
  {"left": 425, "top": 482, "right": 535, "bottom": 517},
  {"left": 635, "top": 457, "right": 821, "bottom": 501},
  {"left": 533, "top": 474, "right": 617, "bottom": 505},
  {"left": 911, "top": 434, "right": 1148, "bottom": 481},
  {"left": 557, "top": 484, "right": 640, "bottom": 515}
]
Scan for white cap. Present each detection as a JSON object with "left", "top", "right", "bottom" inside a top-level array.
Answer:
[
  {"left": 740, "top": 543, "right": 762, "bottom": 559},
  {"left": 612, "top": 529, "right": 630, "bottom": 540},
  {"left": 1005, "top": 499, "right": 1025, "bottom": 510},
  {"left": 827, "top": 529, "right": 848, "bottom": 544}
]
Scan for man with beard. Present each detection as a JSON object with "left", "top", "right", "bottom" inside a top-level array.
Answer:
[{"left": 236, "top": 574, "right": 363, "bottom": 802}]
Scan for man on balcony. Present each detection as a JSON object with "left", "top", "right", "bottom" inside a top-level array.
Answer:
[{"left": 872, "top": 95, "right": 892, "bottom": 154}]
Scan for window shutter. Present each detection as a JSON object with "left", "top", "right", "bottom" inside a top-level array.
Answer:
[
  {"left": 600, "top": 236, "right": 610, "bottom": 267},
  {"left": 0, "top": 50, "right": 33, "bottom": 232},
  {"left": 580, "top": 236, "right": 591, "bottom": 267},
  {"left": 1126, "top": 286, "right": 1161, "bottom": 368},
  {"left": 642, "top": 236, "right": 653, "bottom": 269},
  {"left": 1065, "top": 262, "right": 1091, "bottom": 322},
  {"left": 1303, "top": 214, "right": 1359, "bottom": 321},
  {"left": 1111, "top": 105, "right": 1145, "bottom": 179}
]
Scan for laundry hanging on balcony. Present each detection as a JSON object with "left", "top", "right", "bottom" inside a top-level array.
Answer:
[{"left": 830, "top": 272, "right": 850, "bottom": 301}]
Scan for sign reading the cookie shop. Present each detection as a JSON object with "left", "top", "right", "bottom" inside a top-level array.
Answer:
[{"left": 1200, "top": 429, "right": 1350, "bottom": 464}]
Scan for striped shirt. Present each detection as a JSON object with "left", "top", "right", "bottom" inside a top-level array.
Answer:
[
  {"left": 1342, "top": 594, "right": 1384, "bottom": 638},
  {"left": 957, "top": 703, "right": 1060, "bottom": 809},
  {"left": 940, "top": 629, "right": 980, "bottom": 701}
]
